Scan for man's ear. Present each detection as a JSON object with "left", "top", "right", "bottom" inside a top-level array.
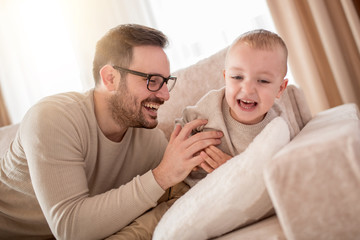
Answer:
[
  {"left": 276, "top": 78, "right": 288, "bottom": 98},
  {"left": 223, "top": 69, "right": 226, "bottom": 82},
  {"left": 99, "top": 65, "right": 118, "bottom": 91}
]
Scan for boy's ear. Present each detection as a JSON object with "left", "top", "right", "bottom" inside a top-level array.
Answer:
[
  {"left": 276, "top": 78, "right": 288, "bottom": 98},
  {"left": 99, "top": 65, "right": 118, "bottom": 91}
]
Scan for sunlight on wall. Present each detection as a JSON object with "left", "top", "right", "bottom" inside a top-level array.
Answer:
[
  {"left": 0, "top": 0, "right": 82, "bottom": 123},
  {"left": 149, "top": 0, "right": 295, "bottom": 84},
  {"left": 149, "top": 0, "right": 276, "bottom": 71},
  {"left": 18, "top": 0, "right": 82, "bottom": 95}
]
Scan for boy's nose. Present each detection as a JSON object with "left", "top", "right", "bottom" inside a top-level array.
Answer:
[{"left": 242, "top": 80, "right": 255, "bottom": 94}]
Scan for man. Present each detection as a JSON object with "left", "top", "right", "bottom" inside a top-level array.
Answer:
[{"left": 0, "top": 24, "right": 223, "bottom": 239}]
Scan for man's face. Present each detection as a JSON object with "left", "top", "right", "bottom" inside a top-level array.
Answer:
[
  {"left": 109, "top": 45, "right": 171, "bottom": 129},
  {"left": 224, "top": 43, "right": 288, "bottom": 125}
]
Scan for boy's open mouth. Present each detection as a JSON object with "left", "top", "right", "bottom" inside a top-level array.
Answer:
[{"left": 237, "top": 99, "right": 257, "bottom": 110}]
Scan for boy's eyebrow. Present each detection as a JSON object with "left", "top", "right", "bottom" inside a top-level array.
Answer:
[
  {"left": 227, "top": 67, "right": 278, "bottom": 78},
  {"left": 227, "top": 66, "right": 244, "bottom": 71},
  {"left": 256, "top": 71, "right": 277, "bottom": 79}
]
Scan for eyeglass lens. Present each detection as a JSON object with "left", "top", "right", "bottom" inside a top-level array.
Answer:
[{"left": 148, "top": 76, "right": 176, "bottom": 92}]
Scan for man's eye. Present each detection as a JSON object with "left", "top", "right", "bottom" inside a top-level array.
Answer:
[
  {"left": 148, "top": 76, "right": 163, "bottom": 86},
  {"left": 148, "top": 79, "right": 157, "bottom": 87}
]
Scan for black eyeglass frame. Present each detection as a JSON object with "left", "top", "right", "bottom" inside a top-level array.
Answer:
[{"left": 112, "top": 65, "right": 177, "bottom": 92}]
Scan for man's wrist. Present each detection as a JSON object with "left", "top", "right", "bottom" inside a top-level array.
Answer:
[{"left": 152, "top": 167, "right": 170, "bottom": 190}]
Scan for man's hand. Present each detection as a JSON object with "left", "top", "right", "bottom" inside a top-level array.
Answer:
[
  {"left": 199, "top": 145, "right": 232, "bottom": 173},
  {"left": 153, "top": 119, "right": 223, "bottom": 190}
]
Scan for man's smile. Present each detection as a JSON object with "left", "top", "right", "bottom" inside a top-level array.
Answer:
[{"left": 144, "top": 102, "right": 160, "bottom": 111}]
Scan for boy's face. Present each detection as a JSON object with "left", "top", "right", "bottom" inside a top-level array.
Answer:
[{"left": 224, "top": 43, "right": 288, "bottom": 125}]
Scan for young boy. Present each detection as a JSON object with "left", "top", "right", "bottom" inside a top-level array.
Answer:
[
  {"left": 111, "top": 29, "right": 289, "bottom": 239},
  {"left": 177, "top": 29, "right": 288, "bottom": 186}
]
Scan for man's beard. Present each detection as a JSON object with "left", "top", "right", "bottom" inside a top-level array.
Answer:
[{"left": 108, "top": 85, "right": 162, "bottom": 129}]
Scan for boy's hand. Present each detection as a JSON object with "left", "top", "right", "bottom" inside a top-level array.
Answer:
[{"left": 199, "top": 145, "right": 232, "bottom": 173}]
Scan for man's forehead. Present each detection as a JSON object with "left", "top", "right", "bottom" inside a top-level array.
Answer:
[{"left": 130, "top": 45, "right": 170, "bottom": 74}]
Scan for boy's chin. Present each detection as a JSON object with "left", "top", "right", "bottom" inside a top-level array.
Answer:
[{"left": 232, "top": 111, "right": 266, "bottom": 125}]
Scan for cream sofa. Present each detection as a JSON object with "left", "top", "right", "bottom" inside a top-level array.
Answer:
[{"left": 1, "top": 48, "right": 360, "bottom": 239}]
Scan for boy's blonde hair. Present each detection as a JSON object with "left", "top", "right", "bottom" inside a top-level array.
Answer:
[{"left": 226, "top": 29, "right": 288, "bottom": 76}]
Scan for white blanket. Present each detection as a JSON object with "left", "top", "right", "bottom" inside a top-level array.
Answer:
[{"left": 153, "top": 117, "right": 290, "bottom": 240}]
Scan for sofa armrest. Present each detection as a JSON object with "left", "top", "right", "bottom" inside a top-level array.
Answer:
[{"left": 264, "top": 103, "right": 360, "bottom": 240}]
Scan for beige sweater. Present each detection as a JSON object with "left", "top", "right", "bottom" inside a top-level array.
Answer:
[
  {"left": 0, "top": 90, "right": 167, "bottom": 240},
  {"left": 176, "top": 87, "right": 278, "bottom": 186}
]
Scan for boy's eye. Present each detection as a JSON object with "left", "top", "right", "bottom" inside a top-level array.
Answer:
[
  {"left": 231, "top": 75, "right": 243, "bottom": 80},
  {"left": 258, "top": 79, "right": 270, "bottom": 84}
]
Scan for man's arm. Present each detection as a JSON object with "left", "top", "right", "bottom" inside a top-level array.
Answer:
[{"left": 21, "top": 102, "right": 164, "bottom": 240}]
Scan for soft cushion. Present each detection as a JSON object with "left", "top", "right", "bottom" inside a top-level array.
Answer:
[
  {"left": 153, "top": 117, "right": 290, "bottom": 240},
  {"left": 264, "top": 103, "right": 360, "bottom": 240}
]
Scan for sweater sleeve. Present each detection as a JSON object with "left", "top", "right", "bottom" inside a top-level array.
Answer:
[
  {"left": 20, "top": 100, "right": 165, "bottom": 240},
  {"left": 175, "top": 87, "right": 226, "bottom": 133}
]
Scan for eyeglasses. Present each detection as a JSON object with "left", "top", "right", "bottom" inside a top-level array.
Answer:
[{"left": 113, "top": 65, "right": 177, "bottom": 92}]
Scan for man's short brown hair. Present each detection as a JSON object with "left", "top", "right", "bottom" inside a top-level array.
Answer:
[{"left": 92, "top": 24, "right": 168, "bottom": 85}]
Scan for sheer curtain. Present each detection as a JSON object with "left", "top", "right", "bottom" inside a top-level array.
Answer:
[{"left": 267, "top": 0, "right": 360, "bottom": 114}]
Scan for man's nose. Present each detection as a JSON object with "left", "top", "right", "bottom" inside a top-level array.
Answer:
[{"left": 156, "top": 84, "right": 170, "bottom": 101}]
